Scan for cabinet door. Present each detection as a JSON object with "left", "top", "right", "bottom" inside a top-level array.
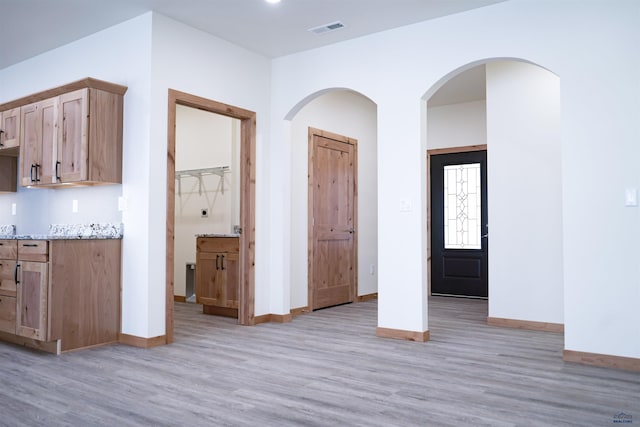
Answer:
[
  {"left": 0, "top": 295, "right": 16, "bottom": 334},
  {"left": 16, "top": 261, "right": 48, "bottom": 340},
  {"left": 196, "top": 251, "right": 220, "bottom": 305},
  {"left": 57, "top": 89, "right": 88, "bottom": 183},
  {"left": 38, "top": 98, "right": 57, "bottom": 185},
  {"left": 220, "top": 252, "right": 239, "bottom": 309},
  {"left": 0, "top": 260, "right": 17, "bottom": 296},
  {"left": 0, "top": 107, "right": 20, "bottom": 150},
  {"left": 19, "top": 103, "right": 42, "bottom": 186}
]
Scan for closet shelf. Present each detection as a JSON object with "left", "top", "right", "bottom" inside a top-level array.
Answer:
[{"left": 176, "top": 166, "right": 230, "bottom": 196}]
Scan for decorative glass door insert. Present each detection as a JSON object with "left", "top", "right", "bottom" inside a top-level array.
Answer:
[{"left": 443, "top": 163, "right": 481, "bottom": 249}]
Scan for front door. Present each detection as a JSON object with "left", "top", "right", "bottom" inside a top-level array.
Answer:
[
  {"left": 430, "top": 150, "right": 488, "bottom": 298},
  {"left": 309, "top": 129, "right": 357, "bottom": 310}
]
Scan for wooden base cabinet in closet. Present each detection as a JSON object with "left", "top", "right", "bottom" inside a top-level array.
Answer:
[
  {"left": 0, "top": 239, "right": 121, "bottom": 354},
  {"left": 196, "top": 237, "right": 239, "bottom": 318}
]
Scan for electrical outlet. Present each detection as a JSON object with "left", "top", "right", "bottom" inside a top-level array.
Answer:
[
  {"left": 11, "top": 203, "right": 16, "bottom": 216},
  {"left": 72, "top": 199, "right": 79, "bottom": 213},
  {"left": 370, "top": 264, "right": 375, "bottom": 275},
  {"left": 201, "top": 208, "right": 208, "bottom": 218}
]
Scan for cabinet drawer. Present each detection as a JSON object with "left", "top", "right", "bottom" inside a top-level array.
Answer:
[
  {"left": 0, "top": 240, "right": 17, "bottom": 259},
  {"left": 0, "top": 295, "right": 16, "bottom": 334},
  {"left": 197, "top": 237, "right": 240, "bottom": 254},
  {"left": 0, "top": 260, "right": 17, "bottom": 296},
  {"left": 18, "top": 240, "right": 49, "bottom": 262}
]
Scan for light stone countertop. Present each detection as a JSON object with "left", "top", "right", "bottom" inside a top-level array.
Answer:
[{"left": 0, "top": 223, "right": 123, "bottom": 240}]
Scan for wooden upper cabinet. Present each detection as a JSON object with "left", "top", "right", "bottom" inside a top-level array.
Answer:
[
  {"left": 7, "top": 78, "right": 126, "bottom": 188},
  {"left": 0, "top": 107, "right": 21, "bottom": 153}
]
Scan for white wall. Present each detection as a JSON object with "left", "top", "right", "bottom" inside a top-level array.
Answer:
[
  {"left": 173, "top": 105, "right": 240, "bottom": 297},
  {"left": 427, "top": 101, "right": 487, "bottom": 150},
  {"left": 272, "top": 0, "right": 640, "bottom": 358},
  {"left": 150, "top": 13, "right": 272, "bottom": 322},
  {"left": 486, "top": 61, "right": 563, "bottom": 324},
  {"left": 289, "top": 90, "right": 378, "bottom": 309}
]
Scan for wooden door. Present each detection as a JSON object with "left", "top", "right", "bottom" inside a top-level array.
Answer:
[
  {"left": 430, "top": 150, "right": 488, "bottom": 298},
  {"left": 0, "top": 107, "right": 21, "bottom": 150},
  {"left": 57, "top": 89, "right": 88, "bottom": 183},
  {"left": 19, "top": 103, "right": 42, "bottom": 186},
  {"left": 16, "top": 261, "right": 48, "bottom": 340},
  {"left": 309, "top": 129, "right": 357, "bottom": 310}
]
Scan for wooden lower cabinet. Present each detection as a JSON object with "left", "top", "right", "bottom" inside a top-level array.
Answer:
[
  {"left": 196, "top": 237, "right": 239, "bottom": 318},
  {"left": 0, "top": 239, "right": 121, "bottom": 354}
]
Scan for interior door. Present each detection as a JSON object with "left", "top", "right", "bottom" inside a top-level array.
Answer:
[
  {"left": 430, "top": 150, "right": 488, "bottom": 298},
  {"left": 309, "top": 130, "right": 357, "bottom": 310}
]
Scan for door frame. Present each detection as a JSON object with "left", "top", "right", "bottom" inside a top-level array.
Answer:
[
  {"left": 427, "top": 144, "right": 486, "bottom": 297},
  {"left": 307, "top": 127, "right": 358, "bottom": 311},
  {"left": 166, "top": 89, "right": 256, "bottom": 343}
]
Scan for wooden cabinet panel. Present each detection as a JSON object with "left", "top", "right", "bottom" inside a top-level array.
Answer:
[
  {"left": 0, "top": 156, "right": 17, "bottom": 192},
  {"left": 0, "top": 295, "right": 16, "bottom": 334},
  {"left": 49, "top": 240, "right": 121, "bottom": 351},
  {"left": 0, "top": 107, "right": 20, "bottom": 151},
  {"left": 57, "top": 89, "right": 88, "bottom": 183},
  {"left": 0, "top": 260, "right": 17, "bottom": 297},
  {"left": 20, "top": 97, "right": 58, "bottom": 186},
  {"left": 16, "top": 261, "right": 48, "bottom": 341},
  {"left": 18, "top": 240, "right": 49, "bottom": 262},
  {"left": 0, "top": 240, "right": 17, "bottom": 259},
  {"left": 19, "top": 103, "right": 41, "bottom": 186}
]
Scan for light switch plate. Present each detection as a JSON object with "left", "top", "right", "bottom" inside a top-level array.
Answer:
[
  {"left": 625, "top": 188, "right": 637, "bottom": 207},
  {"left": 118, "top": 196, "right": 128, "bottom": 211},
  {"left": 11, "top": 203, "right": 16, "bottom": 216}
]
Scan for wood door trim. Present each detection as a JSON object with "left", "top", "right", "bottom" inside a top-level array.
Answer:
[
  {"left": 426, "top": 144, "right": 487, "bottom": 297},
  {"left": 166, "top": 89, "right": 256, "bottom": 344},
  {"left": 307, "top": 127, "right": 358, "bottom": 311}
]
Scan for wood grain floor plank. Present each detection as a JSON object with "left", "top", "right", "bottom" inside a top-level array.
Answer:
[{"left": 0, "top": 297, "right": 638, "bottom": 426}]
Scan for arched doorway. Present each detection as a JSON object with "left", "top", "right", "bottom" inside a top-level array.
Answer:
[
  {"left": 424, "top": 59, "right": 564, "bottom": 332},
  {"left": 286, "top": 89, "right": 379, "bottom": 314}
]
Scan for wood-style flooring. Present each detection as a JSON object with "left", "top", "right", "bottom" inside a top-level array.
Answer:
[{"left": 0, "top": 297, "right": 638, "bottom": 426}]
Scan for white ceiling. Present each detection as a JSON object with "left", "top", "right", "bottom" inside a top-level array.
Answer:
[{"left": 0, "top": 0, "right": 505, "bottom": 70}]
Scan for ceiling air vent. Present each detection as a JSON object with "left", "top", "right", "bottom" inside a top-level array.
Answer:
[{"left": 308, "top": 21, "right": 346, "bottom": 35}]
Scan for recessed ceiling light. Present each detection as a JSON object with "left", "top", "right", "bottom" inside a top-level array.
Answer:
[{"left": 266, "top": 0, "right": 281, "bottom": 3}]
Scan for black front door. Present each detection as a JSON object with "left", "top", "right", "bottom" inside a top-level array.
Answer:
[{"left": 430, "top": 150, "right": 488, "bottom": 298}]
